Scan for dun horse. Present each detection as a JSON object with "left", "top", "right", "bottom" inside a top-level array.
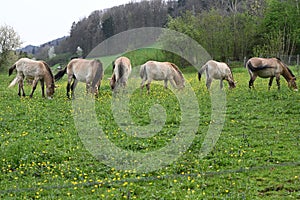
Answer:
[
  {"left": 109, "top": 56, "right": 132, "bottom": 91},
  {"left": 198, "top": 60, "right": 236, "bottom": 89},
  {"left": 245, "top": 57, "right": 298, "bottom": 91},
  {"left": 140, "top": 61, "right": 185, "bottom": 94},
  {"left": 54, "top": 58, "right": 104, "bottom": 98},
  {"left": 8, "top": 58, "right": 55, "bottom": 99}
]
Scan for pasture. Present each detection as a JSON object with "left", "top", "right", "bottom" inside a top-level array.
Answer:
[{"left": 0, "top": 63, "right": 299, "bottom": 199}]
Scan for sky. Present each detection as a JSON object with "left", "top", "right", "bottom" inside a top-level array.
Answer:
[{"left": 0, "top": 0, "right": 137, "bottom": 47}]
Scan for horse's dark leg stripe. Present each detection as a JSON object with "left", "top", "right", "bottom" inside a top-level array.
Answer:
[
  {"left": 268, "top": 77, "right": 274, "bottom": 90},
  {"left": 276, "top": 76, "right": 280, "bottom": 90},
  {"left": 66, "top": 82, "right": 71, "bottom": 99},
  {"left": 249, "top": 79, "right": 253, "bottom": 89}
]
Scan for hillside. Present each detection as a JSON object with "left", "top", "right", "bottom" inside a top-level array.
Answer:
[
  {"left": 17, "top": 36, "right": 67, "bottom": 56},
  {"left": 17, "top": 0, "right": 300, "bottom": 63}
]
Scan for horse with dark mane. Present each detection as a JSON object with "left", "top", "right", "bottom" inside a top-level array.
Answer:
[
  {"left": 140, "top": 61, "right": 185, "bottom": 94},
  {"left": 8, "top": 58, "right": 55, "bottom": 99},
  {"left": 54, "top": 58, "right": 104, "bottom": 98},
  {"left": 245, "top": 57, "right": 298, "bottom": 91},
  {"left": 109, "top": 56, "right": 132, "bottom": 91},
  {"left": 198, "top": 60, "right": 236, "bottom": 90}
]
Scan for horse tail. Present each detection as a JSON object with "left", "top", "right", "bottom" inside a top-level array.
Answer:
[
  {"left": 198, "top": 64, "right": 208, "bottom": 81},
  {"left": 118, "top": 62, "right": 125, "bottom": 81},
  {"left": 91, "top": 60, "right": 103, "bottom": 89},
  {"left": 8, "top": 77, "right": 19, "bottom": 88},
  {"left": 8, "top": 64, "right": 16, "bottom": 76},
  {"left": 54, "top": 66, "right": 67, "bottom": 81},
  {"left": 140, "top": 64, "right": 146, "bottom": 79}
]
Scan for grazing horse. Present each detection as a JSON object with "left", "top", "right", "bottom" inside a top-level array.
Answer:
[
  {"left": 54, "top": 58, "right": 104, "bottom": 98},
  {"left": 245, "top": 57, "right": 298, "bottom": 91},
  {"left": 109, "top": 56, "right": 132, "bottom": 91},
  {"left": 198, "top": 60, "right": 236, "bottom": 90},
  {"left": 140, "top": 61, "right": 185, "bottom": 94},
  {"left": 8, "top": 58, "right": 55, "bottom": 99}
]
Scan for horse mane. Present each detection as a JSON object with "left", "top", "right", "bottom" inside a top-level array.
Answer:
[
  {"left": 91, "top": 59, "right": 103, "bottom": 89},
  {"left": 169, "top": 62, "right": 184, "bottom": 84},
  {"left": 42, "top": 61, "right": 55, "bottom": 86},
  {"left": 285, "top": 66, "right": 296, "bottom": 78},
  {"left": 277, "top": 59, "right": 296, "bottom": 78}
]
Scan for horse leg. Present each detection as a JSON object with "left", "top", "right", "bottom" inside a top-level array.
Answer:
[
  {"left": 140, "top": 78, "right": 146, "bottom": 94},
  {"left": 95, "top": 80, "right": 101, "bottom": 97},
  {"left": 249, "top": 75, "right": 257, "bottom": 89},
  {"left": 268, "top": 77, "right": 274, "bottom": 90},
  {"left": 17, "top": 76, "right": 25, "bottom": 97},
  {"left": 19, "top": 79, "right": 26, "bottom": 97},
  {"left": 220, "top": 79, "right": 224, "bottom": 89},
  {"left": 164, "top": 80, "right": 168, "bottom": 89},
  {"left": 29, "top": 78, "right": 39, "bottom": 98},
  {"left": 146, "top": 80, "right": 151, "bottom": 94},
  {"left": 71, "top": 79, "right": 78, "bottom": 99},
  {"left": 66, "top": 82, "right": 71, "bottom": 99},
  {"left": 40, "top": 79, "right": 45, "bottom": 97},
  {"left": 206, "top": 78, "right": 212, "bottom": 89},
  {"left": 18, "top": 81, "right": 22, "bottom": 97},
  {"left": 276, "top": 75, "right": 280, "bottom": 90},
  {"left": 86, "top": 79, "right": 91, "bottom": 93}
]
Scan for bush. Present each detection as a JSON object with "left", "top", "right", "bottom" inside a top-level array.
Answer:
[{"left": 46, "top": 53, "right": 74, "bottom": 67}]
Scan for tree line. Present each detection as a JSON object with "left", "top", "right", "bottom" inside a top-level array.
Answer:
[
  {"left": 54, "top": 0, "right": 300, "bottom": 63},
  {"left": 1, "top": 0, "right": 300, "bottom": 69}
]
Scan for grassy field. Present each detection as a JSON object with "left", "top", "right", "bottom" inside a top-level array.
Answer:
[{"left": 0, "top": 63, "right": 299, "bottom": 199}]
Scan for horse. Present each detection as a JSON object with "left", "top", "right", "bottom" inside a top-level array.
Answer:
[
  {"left": 8, "top": 58, "right": 55, "bottom": 99},
  {"left": 54, "top": 58, "right": 104, "bottom": 98},
  {"left": 198, "top": 60, "right": 236, "bottom": 90},
  {"left": 109, "top": 56, "right": 132, "bottom": 91},
  {"left": 140, "top": 61, "right": 185, "bottom": 94},
  {"left": 245, "top": 57, "right": 298, "bottom": 91}
]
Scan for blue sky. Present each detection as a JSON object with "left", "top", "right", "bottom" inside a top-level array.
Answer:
[{"left": 0, "top": 0, "right": 138, "bottom": 47}]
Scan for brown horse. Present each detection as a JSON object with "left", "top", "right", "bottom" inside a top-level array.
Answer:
[
  {"left": 8, "top": 58, "right": 55, "bottom": 98},
  {"left": 245, "top": 57, "right": 298, "bottom": 91},
  {"left": 198, "top": 60, "right": 236, "bottom": 90},
  {"left": 109, "top": 56, "right": 132, "bottom": 91},
  {"left": 140, "top": 61, "right": 185, "bottom": 94},
  {"left": 54, "top": 58, "right": 104, "bottom": 98}
]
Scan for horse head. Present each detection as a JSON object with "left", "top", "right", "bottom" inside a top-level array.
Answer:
[
  {"left": 229, "top": 80, "right": 236, "bottom": 89},
  {"left": 288, "top": 77, "right": 298, "bottom": 91},
  {"left": 109, "top": 74, "right": 117, "bottom": 90},
  {"left": 46, "top": 83, "right": 55, "bottom": 98}
]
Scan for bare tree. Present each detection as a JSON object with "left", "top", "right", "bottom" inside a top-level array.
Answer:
[{"left": 0, "top": 25, "right": 22, "bottom": 68}]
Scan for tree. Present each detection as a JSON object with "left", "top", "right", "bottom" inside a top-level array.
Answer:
[
  {"left": 254, "top": 0, "right": 300, "bottom": 56},
  {"left": 0, "top": 25, "right": 22, "bottom": 69}
]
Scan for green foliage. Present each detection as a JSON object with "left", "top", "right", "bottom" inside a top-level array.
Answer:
[
  {"left": 165, "top": 9, "right": 258, "bottom": 61},
  {"left": 254, "top": 0, "right": 300, "bottom": 56},
  {"left": 46, "top": 52, "right": 73, "bottom": 67},
  {"left": 0, "top": 25, "right": 22, "bottom": 70}
]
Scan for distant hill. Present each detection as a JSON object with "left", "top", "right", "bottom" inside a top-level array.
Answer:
[{"left": 17, "top": 36, "right": 67, "bottom": 55}]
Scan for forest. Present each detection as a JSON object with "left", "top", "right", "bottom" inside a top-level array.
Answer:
[{"left": 21, "top": 0, "right": 300, "bottom": 64}]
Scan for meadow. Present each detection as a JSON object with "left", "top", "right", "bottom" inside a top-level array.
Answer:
[{"left": 0, "top": 62, "right": 299, "bottom": 199}]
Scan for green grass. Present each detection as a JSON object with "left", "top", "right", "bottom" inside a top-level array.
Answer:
[{"left": 0, "top": 65, "right": 299, "bottom": 199}]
